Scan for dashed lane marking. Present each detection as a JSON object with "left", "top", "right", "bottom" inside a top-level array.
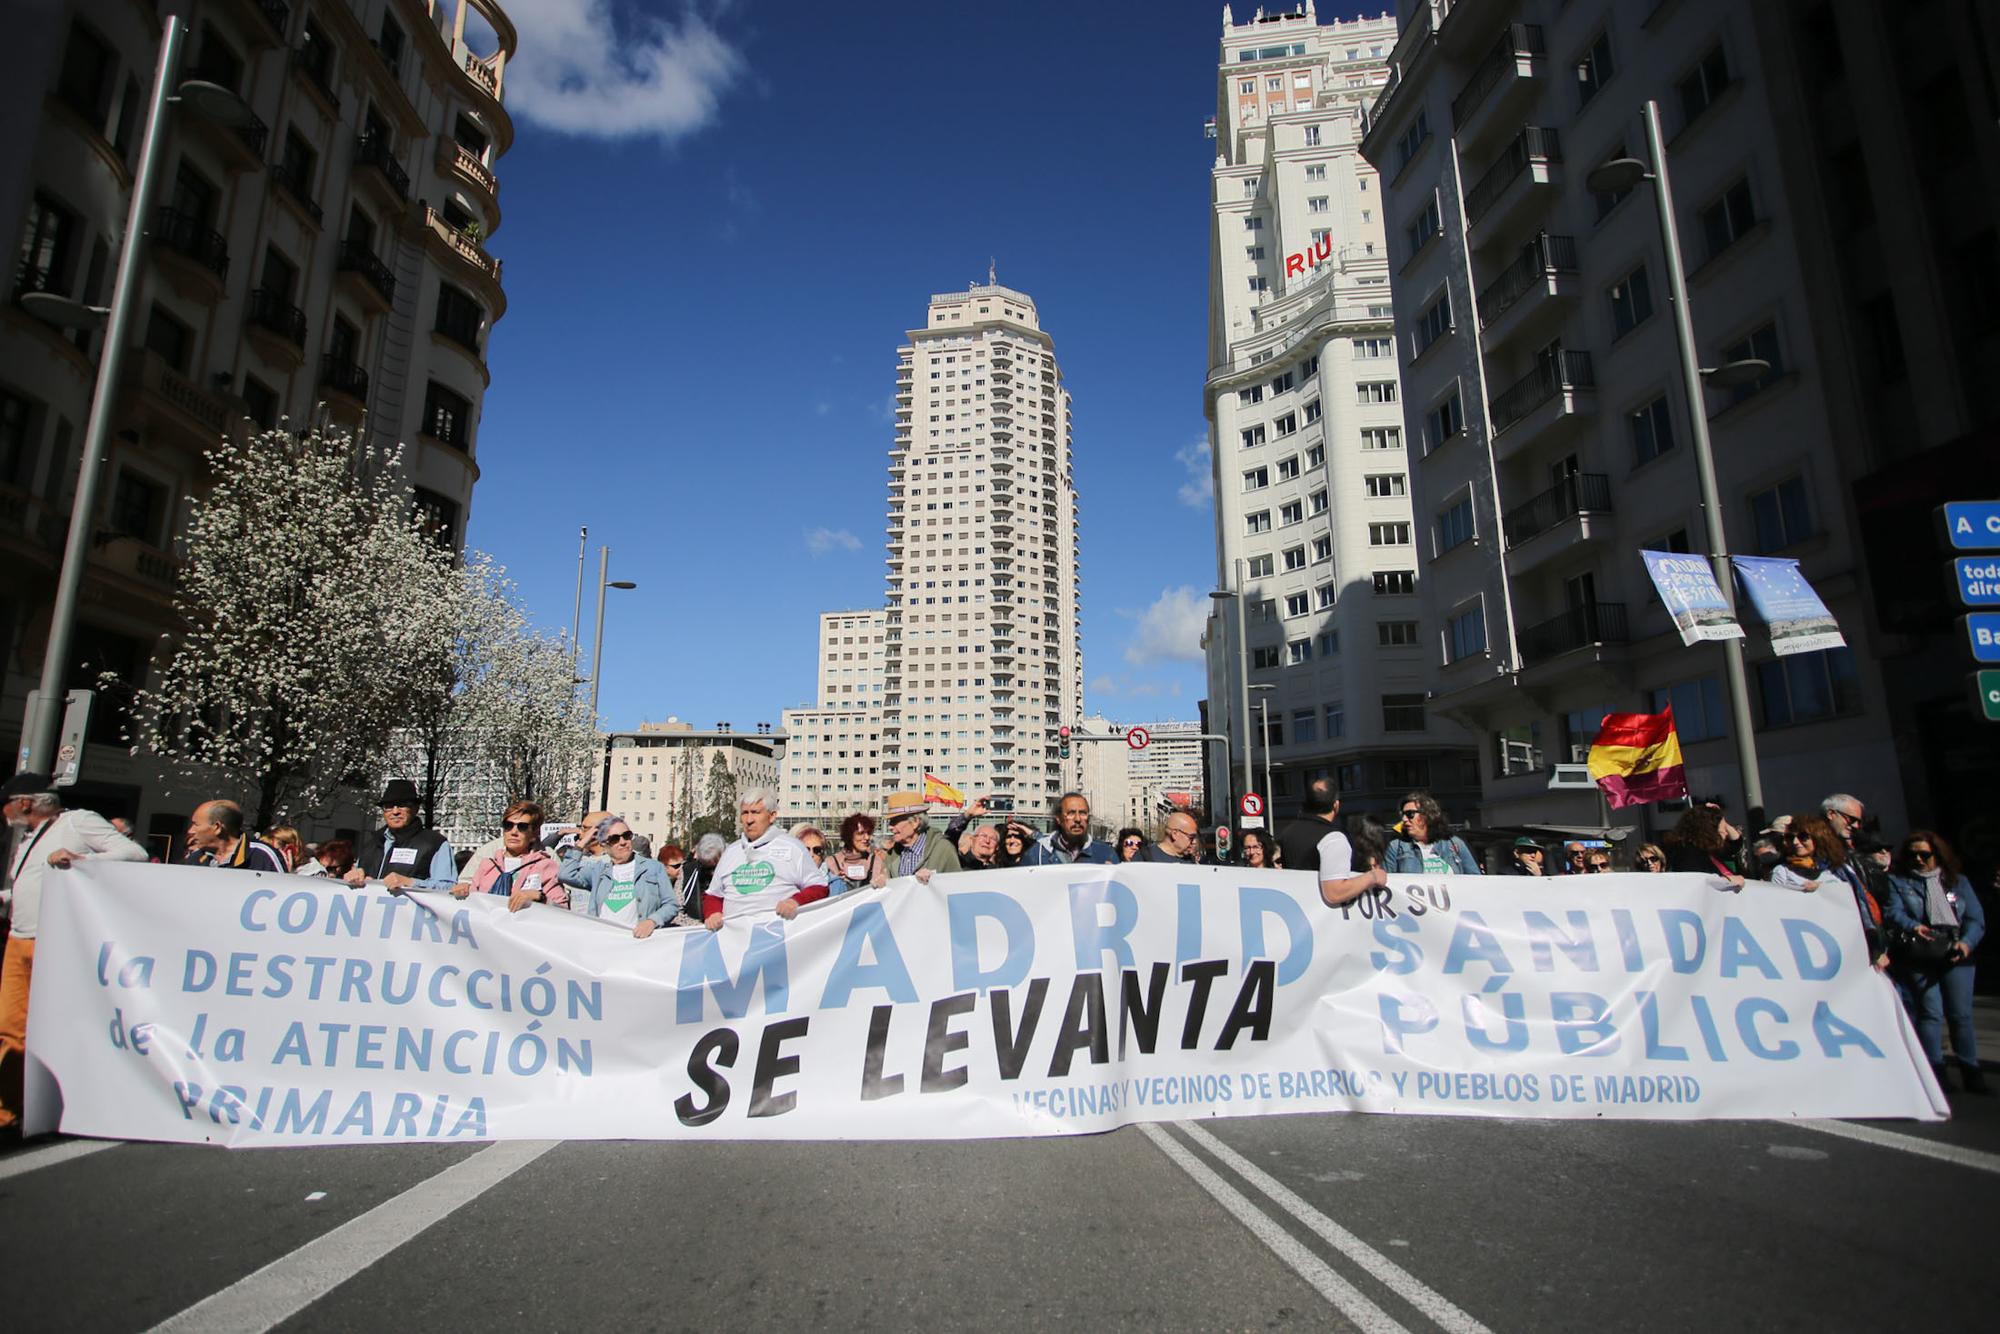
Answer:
[
  {"left": 1801, "top": 1119, "right": 2000, "bottom": 1175},
  {"left": 0, "top": 1137, "right": 119, "bottom": 1181}
]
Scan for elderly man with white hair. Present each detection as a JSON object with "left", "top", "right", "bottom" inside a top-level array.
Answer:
[
  {"left": 702, "top": 789, "right": 829, "bottom": 930},
  {"left": 1, "top": 772, "right": 148, "bottom": 1134}
]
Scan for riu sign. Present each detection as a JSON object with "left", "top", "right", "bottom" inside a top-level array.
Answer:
[{"left": 1284, "top": 233, "right": 1335, "bottom": 278}]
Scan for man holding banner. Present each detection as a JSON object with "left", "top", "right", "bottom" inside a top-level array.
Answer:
[{"left": 704, "top": 789, "right": 829, "bottom": 927}]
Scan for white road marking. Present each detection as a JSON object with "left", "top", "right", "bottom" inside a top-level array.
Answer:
[
  {"left": 1174, "top": 1121, "right": 1494, "bottom": 1334},
  {"left": 0, "top": 1136, "right": 119, "bottom": 1181},
  {"left": 149, "top": 1140, "right": 559, "bottom": 1333},
  {"left": 1801, "top": 1119, "right": 2000, "bottom": 1175},
  {"left": 1138, "top": 1123, "right": 1410, "bottom": 1334}
]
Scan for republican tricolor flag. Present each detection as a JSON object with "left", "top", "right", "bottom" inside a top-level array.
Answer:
[
  {"left": 1586, "top": 707, "right": 1688, "bottom": 809},
  {"left": 922, "top": 772, "right": 965, "bottom": 807}
]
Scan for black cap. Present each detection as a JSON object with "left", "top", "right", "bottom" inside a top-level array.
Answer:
[{"left": 2, "top": 771, "right": 54, "bottom": 799}]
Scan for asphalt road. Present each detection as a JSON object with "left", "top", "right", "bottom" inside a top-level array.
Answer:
[{"left": 5, "top": 1088, "right": 1999, "bottom": 1333}]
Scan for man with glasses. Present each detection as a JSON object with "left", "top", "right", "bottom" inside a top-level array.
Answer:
[
  {"left": 879, "top": 791, "right": 961, "bottom": 883},
  {"left": 704, "top": 790, "right": 829, "bottom": 928},
  {"left": 1820, "top": 791, "right": 1891, "bottom": 925},
  {"left": 559, "top": 816, "right": 674, "bottom": 937},
  {"left": 346, "top": 779, "right": 455, "bottom": 894},
  {"left": 1022, "top": 793, "right": 1117, "bottom": 866},
  {"left": 1140, "top": 811, "right": 1204, "bottom": 864}
]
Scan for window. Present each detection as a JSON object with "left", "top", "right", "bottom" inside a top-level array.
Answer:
[
  {"left": 1282, "top": 545, "right": 1307, "bottom": 570},
  {"left": 242, "top": 376, "right": 278, "bottom": 430},
  {"left": 1285, "top": 592, "right": 1309, "bottom": 617},
  {"left": 1406, "top": 195, "right": 1441, "bottom": 256},
  {"left": 1383, "top": 759, "right": 1431, "bottom": 789},
  {"left": 1313, "top": 536, "right": 1332, "bottom": 562},
  {"left": 1248, "top": 275, "right": 1269, "bottom": 294},
  {"left": 1414, "top": 290, "right": 1452, "bottom": 355},
  {"left": 1243, "top": 467, "right": 1269, "bottom": 491},
  {"left": 1247, "top": 553, "right": 1274, "bottom": 577},
  {"left": 1310, "top": 488, "right": 1328, "bottom": 514},
  {"left": 1301, "top": 354, "right": 1319, "bottom": 377},
  {"left": 1306, "top": 444, "right": 1325, "bottom": 467},
  {"left": 1369, "top": 522, "right": 1411, "bottom": 546},
  {"left": 1365, "top": 474, "right": 1406, "bottom": 498},
  {"left": 1305, "top": 163, "right": 1327, "bottom": 182},
  {"left": 1280, "top": 500, "right": 1303, "bottom": 526},
  {"left": 1357, "top": 382, "right": 1397, "bottom": 404},
  {"left": 1241, "top": 424, "right": 1266, "bottom": 449},
  {"left": 1749, "top": 475, "right": 1813, "bottom": 552},
  {"left": 15, "top": 194, "right": 76, "bottom": 298},
  {"left": 1757, "top": 647, "right": 1860, "bottom": 727},
  {"left": 1245, "top": 245, "right": 1266, "bottom": 261},
  {"left": 1252, "top": 646, "right": 1281, "bottom": 670},
  {"left": 1424, "top": 392, "right": 1463, "bottom": 452},
  {"left": 1678, "top": 44, "right": 1732, "bottom": 127},
  {"left": 0, "top": 390, "right": 35, "bottom": 487},
  {"left": 1383, "top": 694, "right": 1426, "bottom": 732},
  {"left": 1378, "top": 621, "right": 1419, "bottom": 647},
  {"left": 413, "top": 486, "right": 460, "bottom": 546},
  {"left": 1353, "top": 337, "right": 1392, "bottom": 359},
  {"left": 57, "top": 20, "right": 115, "bottom": 125},
  {"left": 1629, "top": 395, "right": 1674, "bottom": 465},
  {"left": 1288, "top": 638, "right": 1312, "bottom": 664},
  {"left": 1436, "top": 496, "right": 1475, "bottom": 553},
  {"left": 1394, "top": 110, "right": 1430, "bottom": 175},
  {"left": 1277, "top": 455, "right": 1300, "bottom": 481},
  {"left": 1610, "top": 264, "right": 1654, "bottom": 338},
  {"left": 1317, "top": 584, "right": 1337, "bottom": 609},
  {"left": 1360, "top": 427, "right": 1400, "bottom": 452},
  {"left": 109, "top": 469, "right": 166, "bottom": 546},
  {"left": 435, "top": 283, "right": 484, "bottom": 354},
  {"left": 1495, "top": 722, "right": 1544, "bottom": 776},
  {"left": 1238, "top": 385, "right": 1263, "bottom": 405},
  {"left": 1271, "top": 371, "right": 1295, "bottom": 394},
  {"left": 1304, "top": 124, "right": 1322, "bottom": 147},
  {"left": 1447, "top": 603, "right": 1487, "bottom": 662},
  {"left": 1246, "top": 510, "right": 1271, "bottom": 534},
  {"left": 1650, "top": 676, "right": 1727, "bottom": 743},
  {"left": 1274, "top": 412, "right": 1297, "bottom": 436},
  {"left": 1373, "top": 570, "right": 1414, "bottom": 595},
  {"left": 1576, "top": 31, "right": 1615, "bottom": 106},
  {"left": 422, "top": 380, "right": 471, "bottom": 449},
  {"left": 1720, "top": 323, "right": 1785, "bottom": 403},
  {"left": 1700, "top": 178, "right": 1757, "bottom": 260},
  {"left": 1303, "top": 398, "right": 1322, "bottom": 423},
  {"left": 144, "top": 305, "right": 191, "bottom": 373},
  {"left": 1292, "top": 710, "right": 1318, "bottom": 746},
  {"left": 1319, "top": 631, "right": 1341, "bottom": 657},
  {"left": 1245, "top": 215, "right": 1266, "bottom": 231}
]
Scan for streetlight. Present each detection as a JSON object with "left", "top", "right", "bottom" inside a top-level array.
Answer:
[
  {"left": 1583, "top": 100, "right": 1769, "bottom": 826},
  {"left": 587, "top": 545, "right": 637, "bottom": 720},
  {"left": 1250, "top": 682, "right": 1276, "bottom": 819},
  {"left": 1208, "top": 556, "right": 1253, "bottom": 823},
  {"left": 17, "top": 22, "right": 257, "bottom": 775}
]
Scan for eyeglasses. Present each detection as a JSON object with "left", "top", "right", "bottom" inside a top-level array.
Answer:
[
  {"left": 1637, "top": 854, "right": 1662, "bottom": 865},
  {"left": 1399, "top": 808, "right": 1423, "bottom": 819},
  {"left": 1167, "top": 826, "right": 1196, "bottom": 843},
  {"left": 1786, "top": 832, "right": 1814, "bottom": 845},
  {"left": 665, "top": 861, "right": 684, "bottom": 870},
  {"left": 502, "top": 819, "right": 538, "bottom": 832},
  {"left": 1910, "top": 848, "right": 1937, "bottom": 862},
  {"left": 1121, "top": 838, "right": 1141, "bottom": 848},
  {"left": 603, "top": 831, "right": 634, "bottom": 844},
  {"left": 1586, "top": 860, "right": 1611, "bottom": 871},
  {"left": 803, "top": 842, "right": 825, "bottom": 854}
]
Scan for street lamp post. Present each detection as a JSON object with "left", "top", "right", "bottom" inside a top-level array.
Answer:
[
  {"left": 17, "top": 22, "right": 256, "bottom": 774},
  {"left": 1251, "top": 683, "right": 1276, "bottom": 819},
  {"left": 1208, "top": 557, "right": 1254, "bottom": 819},
  {"left": 1586, "top": 99, "right": 1770, "bottom": 826},
  {"left": 586, "top": 545, "right": 637, "bottom": 720}
]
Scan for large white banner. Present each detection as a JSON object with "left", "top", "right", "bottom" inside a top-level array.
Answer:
[{"left": 29, "top": 862, "right": 1944, "bottom": 1146}]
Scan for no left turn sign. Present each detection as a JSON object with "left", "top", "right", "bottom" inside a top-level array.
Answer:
[
  {"left": 1240, "top": 793, "right": 1263, "bottom": 817},
  {"left": 1125, "top": 727, "right": 1150, "bottom": 750}
]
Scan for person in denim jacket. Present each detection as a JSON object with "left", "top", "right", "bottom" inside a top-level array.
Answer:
[
  {"left": 1383, "top": 791, "right": 1482, "bottom": 875},
  {"left": 558, "top": 816, "right": 675, "bottom": 938},
  {"left": 1882, "top": 830, "right": 1986, "bottom": 1093}
]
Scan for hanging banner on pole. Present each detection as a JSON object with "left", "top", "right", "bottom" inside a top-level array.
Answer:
[
  {"left": 1730, "top": 556, "right": 1846, "bottom": 656},
  {"left": 28, "top": 862, "right": 1943, "bottom": 1147},
  {"left": 1640, "top": 550, "right": 1743, "bottom": 645}
]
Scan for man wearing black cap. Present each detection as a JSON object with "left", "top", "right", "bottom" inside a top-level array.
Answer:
[
  {"left": 2, "top": 772, "right": 148, "bottom": 1133},
  {"left": 346, "top": 779, "right": 456, "bottom": 893}
]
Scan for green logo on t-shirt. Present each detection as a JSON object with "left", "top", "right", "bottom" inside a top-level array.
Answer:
[
  {"left": 732, "top": 861, "right": 776, "bottom": 894},
  {"left": 602, "top": 885, "right": 637, "bottom": 914}
]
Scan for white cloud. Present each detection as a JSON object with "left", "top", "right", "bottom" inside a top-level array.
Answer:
[
  {"left": 1175, "top": 439, "right": 1213, "bottom": 508},
  {"left": 1125, "top": 586, "right": 1210, "bottom": 667},
  {"left": 805, "top": 527, "right": 861, "bottom": 556},
  {"left": 1089, "top": 674, "right": 1119, "bottom": 696},
  {"left": 505, "top": 1, "right": 744, "bottom": 141}
]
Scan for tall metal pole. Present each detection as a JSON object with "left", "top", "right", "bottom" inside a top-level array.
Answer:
[
  {"left": 588, "top": 545, "right": 610, "bottom": 718},
  {"left": 570, "top": 525, "right": 587, "bottom": 672},
  {"left": 23, "top": 21, "right": 185, "bottom": 773},
  {"left": 1256, "top": 697, "right": 1272, "bottom": 817},
  {"left": 1234, "top": 557, "right": 1253, "bottom": 811},
  {"left": 1642, "top": 99, "right": 1764, "bottom": 822}
]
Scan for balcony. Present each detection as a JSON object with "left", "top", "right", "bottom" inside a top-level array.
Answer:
[
  {"left": 126, "top": 349, "right": 232, "bottom": 451},
  {"left": 1488, "top": 350, "right": 1594, "bottom": 456},
  {"left": 93, "top": 537, "right": 181, "bottom": 594},
  {"left": 289, "top": 46, "right": 339, "bottom": 114},
  {"left": 252, "top": 0, "right": 289, "bottom": 41},
  {"left": 1464, "top": 126, "right": 1561, "bottom": 244},
  {"left": 181, "top": 64, "right": 267, "bottom": 167},
  {"left": 437, "top": 138, "right": 498, "bottom": 206},
  {"left": 1519, "top": 602, "right": 1629, "bottom": 666},
  {"left": 1452, "top": 24, "right": 1545, "bottom": 152},
  {"left": 270, "top": 155, "right": 323, "bottom": 227},
  {"left": 1476, "top": 232, "right": 1578, "bottom": 349},
  {"left": 152, "top": 207, "right": 229, "bottom": 286},
  {"left": 421, "top": 205, "right": 504, "bottom": 308},
  {"left": 318, "top": 353, "right": 368, "bottom": 403},
  {"left": 336, "top": 238, "right": 394, "bottom": 310},
  {"left": 1503, "top": 471, "right": 1612, "bottom": 553},
  {"left": 245, "top": 287, "right": 306, "bottom": 366},
  {"left": 352, "top": 131, "right": 410, "bottom": 203}
]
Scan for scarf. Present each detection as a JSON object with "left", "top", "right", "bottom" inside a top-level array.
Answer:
[{"left": 1921, "top": 868, "right": 1959, "bottom": 929}]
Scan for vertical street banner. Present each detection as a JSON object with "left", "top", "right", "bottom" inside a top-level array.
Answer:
[
  {"left": 1640, "top": 550, "right": 1743, "bottom": 645},
  {"left": 1730, "top": 556, "right": 1846, "bottom": 656},
  {"left": 28, "top": 862, "right": 1943, "bottom": 1147}
]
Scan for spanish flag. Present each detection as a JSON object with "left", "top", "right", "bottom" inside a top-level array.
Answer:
[
  {"left": 1586, "top": 707, "right": 1688, "bottom": 809},
  {"left": 922, "top": 772, "right": 965, "bottom": 807}
]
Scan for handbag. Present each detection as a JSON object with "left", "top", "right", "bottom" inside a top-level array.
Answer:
[{"left": 1889, "top": 925, "right": 1958, "bottom": 967}]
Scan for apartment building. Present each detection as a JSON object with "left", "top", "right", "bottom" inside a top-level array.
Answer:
[
  {"left": 879, "top": 283, "right": 1084, "bottom": 811},
  {"left": 1359, "top": 0, "right": 2000, "bottom": 835},
  {"left": 779, "top": 609, "right": 885, "bottom": 825},
  {"left": 1122, "top": 719, "right": 1209, "bottom": 835},
  {"left": 598, "top": 721, "right": 782, "bottom": 852},
  {"left": 1, "top": 0, "right": 516, "bottom": 843},
  {"left": 1202, "top": 3, "right": 1480, "bottom": 828}
]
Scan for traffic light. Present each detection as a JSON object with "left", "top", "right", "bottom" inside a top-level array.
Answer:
[{"left": 1058, "top": 724, "right": 1071, "bottom": 759}]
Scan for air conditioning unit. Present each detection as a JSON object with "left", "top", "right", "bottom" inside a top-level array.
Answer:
[{"left": 1547, "top": 763, "right": 1596, "bottom": 791}]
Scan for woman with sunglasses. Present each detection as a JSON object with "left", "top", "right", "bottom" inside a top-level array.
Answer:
[
  {"left": 1768, "top": 814, "right": 1844, "bottom": 892},
  {"left": 558, "top": 816, "right": 674, "bottom": 937},
  {"left": 998, "top": 823, "right": 1032, "bottom": 868},
  {"left": 1238, "top": 827, "right": 1279, "bottom": 870},
  {"left": 1116, "top": 827, "right": 1146, "bottom": 862},
  {"left": 1634, "top": 843, "right": 1667, "bottom": 873},
  {"left": 827, "top": 813, "right": 883, "bottom": 895},
  {"left": 454, "top": 801, "right": 569, "bottom": 913},
  {"left": 1883, "top": 831, "right": 1986, "bottom": 1093},
  {"left": 1383, "top": 791, "right": 1482, "bottom": 875}
]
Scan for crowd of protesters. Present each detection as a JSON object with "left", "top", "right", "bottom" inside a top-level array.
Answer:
[{"left": 0, "top": 767, "right": 1988, "bottom": 1135}]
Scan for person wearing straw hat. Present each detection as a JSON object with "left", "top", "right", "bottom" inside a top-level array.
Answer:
[{"left": 871, "top": 790, "right": 960, "bottom": 886}]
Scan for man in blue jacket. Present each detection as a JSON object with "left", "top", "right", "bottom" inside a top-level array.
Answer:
[
  {"left": 1020, "top": 793, "right": 1118, "bottom": 866},
  {"left": 557, "top": 815, "right": 675, "bottom": 937}
]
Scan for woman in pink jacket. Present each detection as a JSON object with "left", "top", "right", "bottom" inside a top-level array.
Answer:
[{"left": 453, "top": 800, "right": 569, "bottom": 912}]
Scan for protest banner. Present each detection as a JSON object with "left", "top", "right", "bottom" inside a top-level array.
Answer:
[
  {"left": 28, "top": 862, "right": 1943, "bottom": 1147},
  {"left": 1730, "top": 555, "right": 1846, "bottom": 656},
  {"left": 1640, "top": 550, "right": 1743, "bottom": 645}
]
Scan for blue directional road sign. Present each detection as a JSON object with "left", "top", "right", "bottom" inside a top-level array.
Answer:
[
  {"left": 1943, "top": 501, "right": 2000, "bottom": 550},
  {"left": 1969, "top": 614, "right": 2000, "bottom": 663},
  {"left": 1957, "top": 556, "right": 2000, "bottom": 607}
]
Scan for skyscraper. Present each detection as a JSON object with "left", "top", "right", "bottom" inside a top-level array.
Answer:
[
  {"left": 1202, "top": 4, "right": 1478, "bottom": 826},
  {"left": 879, "top": 283, "right": 1083, "bottom": 812}
]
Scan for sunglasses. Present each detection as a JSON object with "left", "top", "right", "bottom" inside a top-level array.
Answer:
[
  {"left": 1910, "top": 849, "right": 1937, "bottom": 861},
  {"left": 603, "top": 831, "right": 634, "bottom": 844},
  {"left": 666, "top": 861, "right": 684, "bottom": 870},
  {"left": 803, "top": 843, "right": 825, "bottom": 854},
  {"left": 1587, "top": 861, "right": 1611, "bottom": 871},
  {"left": 502, "top": 819, "right": 538, "bottom": 832},
  {"left": 1399, "top": 808, "right": 1423, "bottom": 819},
  {"left": 1121, "top": 839, "right": 1141, "bottom": 847},
  {"left": 1638, "top": 854, "right": 1662, "bottom": 864}
]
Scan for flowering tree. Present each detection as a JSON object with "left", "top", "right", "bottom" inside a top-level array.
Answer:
[{"left": 124, "top": 425, "right": 456, "bottom": 829}]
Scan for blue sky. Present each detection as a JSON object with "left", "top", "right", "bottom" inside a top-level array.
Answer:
[{"left": 468, "top": 1, "right": 1373, "bottom": 731}]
